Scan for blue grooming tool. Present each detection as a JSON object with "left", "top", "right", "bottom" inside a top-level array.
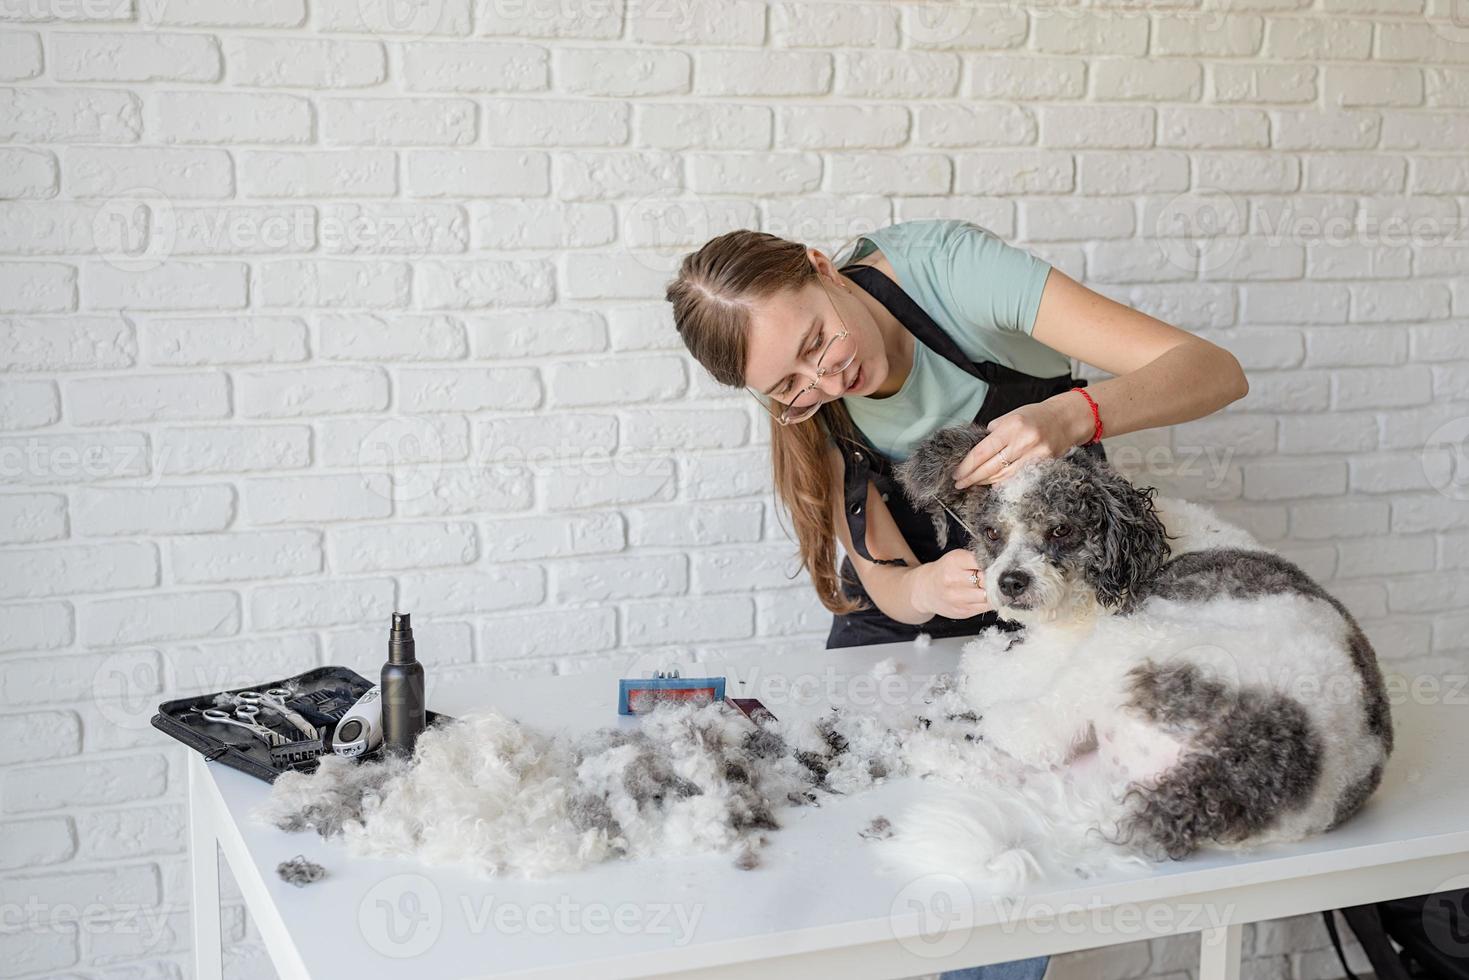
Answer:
[{"left": 618, "top": 670, "right": 727, "bottom": 716}]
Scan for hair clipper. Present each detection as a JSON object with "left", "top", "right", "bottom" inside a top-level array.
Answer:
[{"left": 330, "top": 686, "right": 383, "bottom": 758}]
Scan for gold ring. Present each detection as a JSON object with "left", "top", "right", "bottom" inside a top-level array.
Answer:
[{"left": 969, "top": 570, "right": 981, "bottom": 588}]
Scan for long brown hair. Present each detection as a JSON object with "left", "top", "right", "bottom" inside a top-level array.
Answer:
[{"left": 665, "top": 229, "right": 870, "bottom": 616}]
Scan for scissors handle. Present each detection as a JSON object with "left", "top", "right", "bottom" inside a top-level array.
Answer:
[
  {"left": 238, "top": 689, "right": 318, "bottom": 739},
  {"left": 198, "top": 707, "right": 283, "bottom": 746}
]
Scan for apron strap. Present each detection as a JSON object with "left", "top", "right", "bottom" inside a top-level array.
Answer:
[
  {"left": 837, "top": 440, "right": 911, "bottom": 567},
  {"left": 841, "top": 264, "right": 1073, "bottom": 390}
]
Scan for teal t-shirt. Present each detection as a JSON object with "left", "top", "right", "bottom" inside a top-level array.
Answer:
[{"left": 837, "top": 218, "right": 1067, "bottom": 461}]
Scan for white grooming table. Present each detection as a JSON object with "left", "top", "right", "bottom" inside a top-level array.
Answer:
[{"left": 188, "top": 635, "right": 1469, "bottom": 980}]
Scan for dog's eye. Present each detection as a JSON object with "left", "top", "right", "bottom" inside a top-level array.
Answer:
[
  {"left": 1049, "top": 525, "right": 1071, "bottom": 539},
  {"left": 982, "top": 526, "right": 1000, "bottom": 542}
]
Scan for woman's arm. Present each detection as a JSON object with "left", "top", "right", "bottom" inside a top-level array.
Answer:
[
  {"left": 824, "top": 447, "right": 992, "bottom": 625},
  {"left": 954, "top": 267, "right": 1250, "bottom": 489}
]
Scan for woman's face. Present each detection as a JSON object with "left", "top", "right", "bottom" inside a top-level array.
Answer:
[{"left": 744, "top": 256, "right": 888, "bottom": 412}]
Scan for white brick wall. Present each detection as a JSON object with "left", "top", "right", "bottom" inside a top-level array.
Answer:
[{"left": 1, "top": 1, "right": 1464, "bottom": 977}]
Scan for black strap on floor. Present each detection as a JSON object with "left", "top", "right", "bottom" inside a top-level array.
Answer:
[
  {"left": 1326, "top": 905, "right": 1417, "bottom": 980},
  {"left": 1324, "top": 910, "right": 1365, "bottom": 980}
]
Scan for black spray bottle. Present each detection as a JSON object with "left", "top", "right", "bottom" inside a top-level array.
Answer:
[{"left": 381, "top": 612, "right": 426, "bottom": 758}]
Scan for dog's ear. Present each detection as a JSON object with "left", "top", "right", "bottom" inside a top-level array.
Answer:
[
  {"left": 1074, "top": 451, "right": 1170, "bottom": 611},
  {"left": 894, "top": 424, "right": 990, "bottom": 549}
]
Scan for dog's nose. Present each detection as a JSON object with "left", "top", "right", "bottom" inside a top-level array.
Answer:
[{"left": 998, "top": 569, "right": 1031, "bottom": 598}]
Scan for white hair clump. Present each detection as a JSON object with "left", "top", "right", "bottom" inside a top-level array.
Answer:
[{"left": 254, "top": 699, "right": 906, "bottom": 878}]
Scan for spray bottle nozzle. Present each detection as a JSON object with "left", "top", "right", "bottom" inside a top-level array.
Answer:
[{"left": 388, "top": 612, "right": 416, "bottom": 665}]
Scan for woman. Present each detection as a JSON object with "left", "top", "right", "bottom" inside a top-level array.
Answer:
[{"left": 665, "top": 218, "right": 1247, "bottom": 980}]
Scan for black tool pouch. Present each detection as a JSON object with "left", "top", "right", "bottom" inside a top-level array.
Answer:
[{"left": 151, "top": 664, "right": 450, "bottom": 784}]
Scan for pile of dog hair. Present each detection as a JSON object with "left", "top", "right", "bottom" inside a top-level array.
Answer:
[
  {"left": 254, "top": 694, "right": 911, "bottom": 878},
  {"left": 254, "top": 667, "right": 1148, "bottom": 886}
]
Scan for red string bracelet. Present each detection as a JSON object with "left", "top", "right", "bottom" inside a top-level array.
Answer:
[{"left": 1071, "top": 386, "right": 1103, "bottom": 446}]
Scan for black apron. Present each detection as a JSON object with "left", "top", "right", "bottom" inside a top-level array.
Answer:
[{"left": 825, "top": 262, "right": 1108, "bottom": 650}]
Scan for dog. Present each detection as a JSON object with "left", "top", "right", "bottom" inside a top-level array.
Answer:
[{"left": 888, "top": 424, "right": 1393, "bottom": 880}]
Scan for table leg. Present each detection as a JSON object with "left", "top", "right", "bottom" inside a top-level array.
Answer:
[
  {"left": 189, "top": 754, "right": 224, "bottom": 980},
  {"left": 1198, "top": 923, "right": 1243, "bottom": 980}
]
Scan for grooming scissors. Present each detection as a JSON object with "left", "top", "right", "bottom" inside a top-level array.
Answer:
[
  {"left": 924, "top": 494, "right": 978, "bottom": 539},
  {"left": 199, "top": 705, "right": 287, "bottom": 747},
  {"left": 237, "top": 688, "right": 319, "bottom": 739}
]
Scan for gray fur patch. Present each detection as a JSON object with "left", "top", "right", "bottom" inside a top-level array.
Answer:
[
  {"left": 268, "top": 753, "right": 407, "bottom": 837},
  {"left": 568, "top": 792, "right": 622, "bottom": 836},
  {"left": 1140, "top": 548, "right": 1329, "bottom": 604},
  {"left": 860, "top": 816, "right": 894, "bottom": 840},
  {"left": 1345, "top": 624, "right": 1393, "bottom": 752},
  {"left": 1040, "top": 448, "right": 1173, "bottom": 612},
  {"left": 276, "top": 854, "right": 327, "bottom": 887},
  {"left": 1124, "top": 660, "right": 1228, "bottom": 731},
  {"left": 892, "top": 423, "right": 989, "bottom": 550},
  {"left": 1118, "top": 680, "right": 1324, "bottom": 860}
]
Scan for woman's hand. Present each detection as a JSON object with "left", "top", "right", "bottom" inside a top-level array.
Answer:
[
  {"left": 951, "top": 393, "right": 1092, "bottom": 490},
  {"left": 906, "top": 548, "right": 993, "bottom": 620}
]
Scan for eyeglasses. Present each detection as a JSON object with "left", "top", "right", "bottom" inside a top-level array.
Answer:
[{"left": 747, "top": 280, "right": 857, "bottom": 426}]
